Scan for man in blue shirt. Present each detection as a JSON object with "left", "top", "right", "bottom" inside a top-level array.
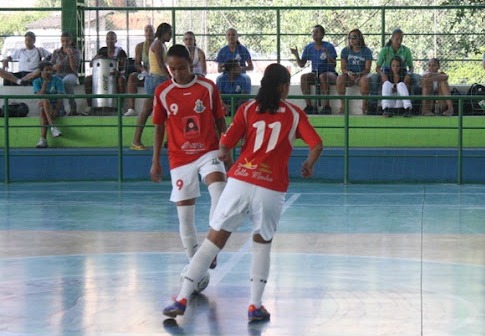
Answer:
[
  {"left": 216, "top": 60, "right": 251, "bottom": 115},
  {"left": 216, "top": 28, "right": 253, "bottom": 90},
  {"left": 291, "top": 25, "right": 337, "bottom": 114},
  {"left": 33, "top": 61, "right": 65, "bottom": 148}
]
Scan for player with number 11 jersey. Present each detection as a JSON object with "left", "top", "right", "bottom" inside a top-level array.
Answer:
[{"left": 221, "top": 99, "right": 322, "bottom": 192}]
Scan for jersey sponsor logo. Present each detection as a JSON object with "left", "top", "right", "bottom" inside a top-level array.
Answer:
[
  {"left": 234, "top": 159, "right": 274, "bottom": 183},
  {"left": 194, "top": 99, "right": 206, "bottom": 113},
  {"left": 181, "top": 141, "right": 205, "bottom": 154},
  {"left": 183, "top": 116, "right": 200, "bottom": 139}
]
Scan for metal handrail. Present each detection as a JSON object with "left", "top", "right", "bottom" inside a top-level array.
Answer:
[{"left": 1, "top": 93, "right": 485, "bottom": 184}]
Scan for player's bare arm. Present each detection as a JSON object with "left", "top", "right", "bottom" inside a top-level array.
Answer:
[
  {"left": 301, "top": 143, "right": 323, "bottom": 178},
  {"left": 150, "top": 124, "right": 165, "bottom": 182}
]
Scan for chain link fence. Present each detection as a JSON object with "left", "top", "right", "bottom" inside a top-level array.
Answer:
[{"left": 1, "top": 4, "right": 484, "bottom": 84}]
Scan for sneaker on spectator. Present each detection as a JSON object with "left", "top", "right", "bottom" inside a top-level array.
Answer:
[
  {"left": 163, "top": 298, "right": 187, "bottom": 318},
  {"left": 403, "top": 107, "right": 412, "bottom": 118},
  {"left": 124, "top": 108, "right": 137, "bottom": 116},
  {"left": 303, "top": 105, "right": 318, "bottom": 115},
  {"left": 82, "top": 107, "right": 91, "bottom": 116},
  {"left": 321, "top": 105, "right": 332, "bottom": 115},
  {"left": 36, "top": 137, "right": 48, "bottom": 148},
  {"left": 248, "top": 304, "right": 270, "bottom": 322},
  {"left": 50, "top": 127, "right": 62, "bottom": 137}
]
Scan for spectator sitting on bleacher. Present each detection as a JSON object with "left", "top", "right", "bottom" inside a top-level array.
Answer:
[
  {"left": 290, "top": 24, "right": 338, "bottom": 115},
  {"left": 1, "top": 31, "right": 51, "bottom": 86},
  {"left": 33, "top": 61, "right": 64, "bottom": 149},
  {"left": 337, "top": 29, "right": 372, "bottom": 115},
  {"left": 184, "top": 31, "right": 207, "bottom": 77},
  {"left": 381, "top": 56, "right": 412, "bottom": 117},
  {"left": 421, "top": 58, "right": 454, "bottom": 116},
  {"left": 51, "top": 32, "right": 81, "bottom": 116},
  {"left": 83, "top": 31, "right": 127, "bottom": 115},
  {"left": 369, "top": 28, "right": 420, "bottom": 114},
  {"left": 216, "top": 28, "right": 253, "bottom": 89},
  {"left": 216, "top": 60, "right": 251, "bottom": 115}
]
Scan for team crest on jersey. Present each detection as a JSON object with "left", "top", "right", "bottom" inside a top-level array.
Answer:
[{"left": 194, "top": 99, "right": 206, "bottom": 113}]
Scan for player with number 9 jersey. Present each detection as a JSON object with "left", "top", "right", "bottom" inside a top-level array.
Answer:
[
  {"left": 221, "top": 99, "right": 322, "bottom": 192},
  {"left": 152, "top": 75, "right": 226, "bottom": 169}
]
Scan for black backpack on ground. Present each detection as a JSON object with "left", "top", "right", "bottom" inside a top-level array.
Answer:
[
  {"left": 0, "top": 102, "right": 29, "bottom": 117},
  {"left": 466, "top": 83, "right": 485, "bottom": 115}
]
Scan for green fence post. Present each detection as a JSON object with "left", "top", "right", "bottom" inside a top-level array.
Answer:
[
  {"left": 3, "top": 98, "right": 10, "bottom": 183},
  {"left": 344, "top": 97, "right": 350, "bottom": 184},
  {"left": 117, "top": 95, "right": 124, "bottom": 182},
  {"left": 458, "top": 98, "right": 463, "bottom": 185}
]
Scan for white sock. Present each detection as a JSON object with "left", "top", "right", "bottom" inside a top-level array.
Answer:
[
  {"left": 177, "top": 239, "right": 220, "bottom": 301},
  {"left": 16, "top": 79, "right": 22, "bottom": 85},
  {"left": 177, "top": 205, "right": 198, "bottom": 260},
  {"left": 249, "top": 241, "right": 272, "bottom": 307},
  {"left": 208, "top": 181, "right": 226, "bottom": 220}
]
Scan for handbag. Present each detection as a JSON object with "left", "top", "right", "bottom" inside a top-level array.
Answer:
[{"left": 0, "top": 102, "right": 29, "bottom": 117}]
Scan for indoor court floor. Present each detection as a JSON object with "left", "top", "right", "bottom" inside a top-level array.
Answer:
[{"left": 1, "top": 181, "right": 484, "bottom": 336}]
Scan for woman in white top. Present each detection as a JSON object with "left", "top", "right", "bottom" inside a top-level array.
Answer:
[{"left": 183, "top": 31, "right": 207, "bottom": 76}]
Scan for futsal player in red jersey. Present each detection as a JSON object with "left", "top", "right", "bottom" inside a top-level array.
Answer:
[
  {"left": 163, "top": 63, "right": 323, "bottom": 321},
  {"left": 150, "top": 45, "right": 230, "bottom": 268}
]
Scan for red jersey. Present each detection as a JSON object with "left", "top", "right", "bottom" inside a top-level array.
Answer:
[
  {"left": 152, "top": 76, "right": 225, "bottom": 169},
  {"left": 221, "top": 99, "right": 322, "bottom": 192}
]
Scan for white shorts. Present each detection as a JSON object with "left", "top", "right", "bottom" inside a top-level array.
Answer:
[
  {"left": 169, "top": 150, "right": 226, "bottom": 202},
  {"left": 210, "top": 178, "right": 285, "bottom": 241}
]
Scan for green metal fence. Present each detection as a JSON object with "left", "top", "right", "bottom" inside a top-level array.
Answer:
[{"left": 1, "top": 93, "right": 485, "bottom": 184}]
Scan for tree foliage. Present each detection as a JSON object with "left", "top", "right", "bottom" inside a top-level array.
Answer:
[{"left": 35, "top": 0, "right": 62, "bottom": 6}]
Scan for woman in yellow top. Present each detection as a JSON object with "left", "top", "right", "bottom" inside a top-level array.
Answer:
[{"left": 130, "top": 23, "right": 172, "bottom": 150}]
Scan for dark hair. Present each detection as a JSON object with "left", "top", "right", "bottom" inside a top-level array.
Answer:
[
  {"left": 39, "top": 61, "right": 53, "bottom": 71},
  {"left": 167, "top": 44, "right": 190, "bottom": 60},
  {"left": 60, "top": 31, "right": 76, "bottom": 48},
  {"left": 155, "top": 23, "right": 172, "bottom": 39},
  {"left": 106, "top": 30, "right": 117, "bottom": 38},
  {"left": 428, "top": 57, "right": 440, "bottom": 67},
  {"left": 389, "top": 56, "right": 407, "bottom": 82},
  {"left": 184, "top": 31, "right": 196, "bottom": 46},
  {"left": 223, "top": 60, "right": 240, "bottom": 72},
  {"left": 226, "top": 28, "right": 241, "bottom": 46},
  {"left": 314, "top": 25, "right": 325, "bottom": 35},
  {"left": 255, "top": 63, "right": 290, "bottom": 114},
  {"left": 385, "top": 28, "right": 403, "bottom": 47},
  {"left": 24, "top": 31, "right": 36, "bottom": 40},
  {"left": 348, "top": 28, "right": 366, "bottom": 48}
]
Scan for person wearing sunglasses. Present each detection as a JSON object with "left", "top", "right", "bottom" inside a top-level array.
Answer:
[{"left": 336, "top": 29, "right": 372, "bottom": 114}]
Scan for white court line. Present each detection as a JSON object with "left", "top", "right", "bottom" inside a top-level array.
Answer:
[{"left": 210, "top": 193, "right": 302, "bottom": 286}]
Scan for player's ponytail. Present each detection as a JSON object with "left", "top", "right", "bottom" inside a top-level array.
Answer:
[{"left": 255, "top": 63, "right": 290, "bottom": 114}]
